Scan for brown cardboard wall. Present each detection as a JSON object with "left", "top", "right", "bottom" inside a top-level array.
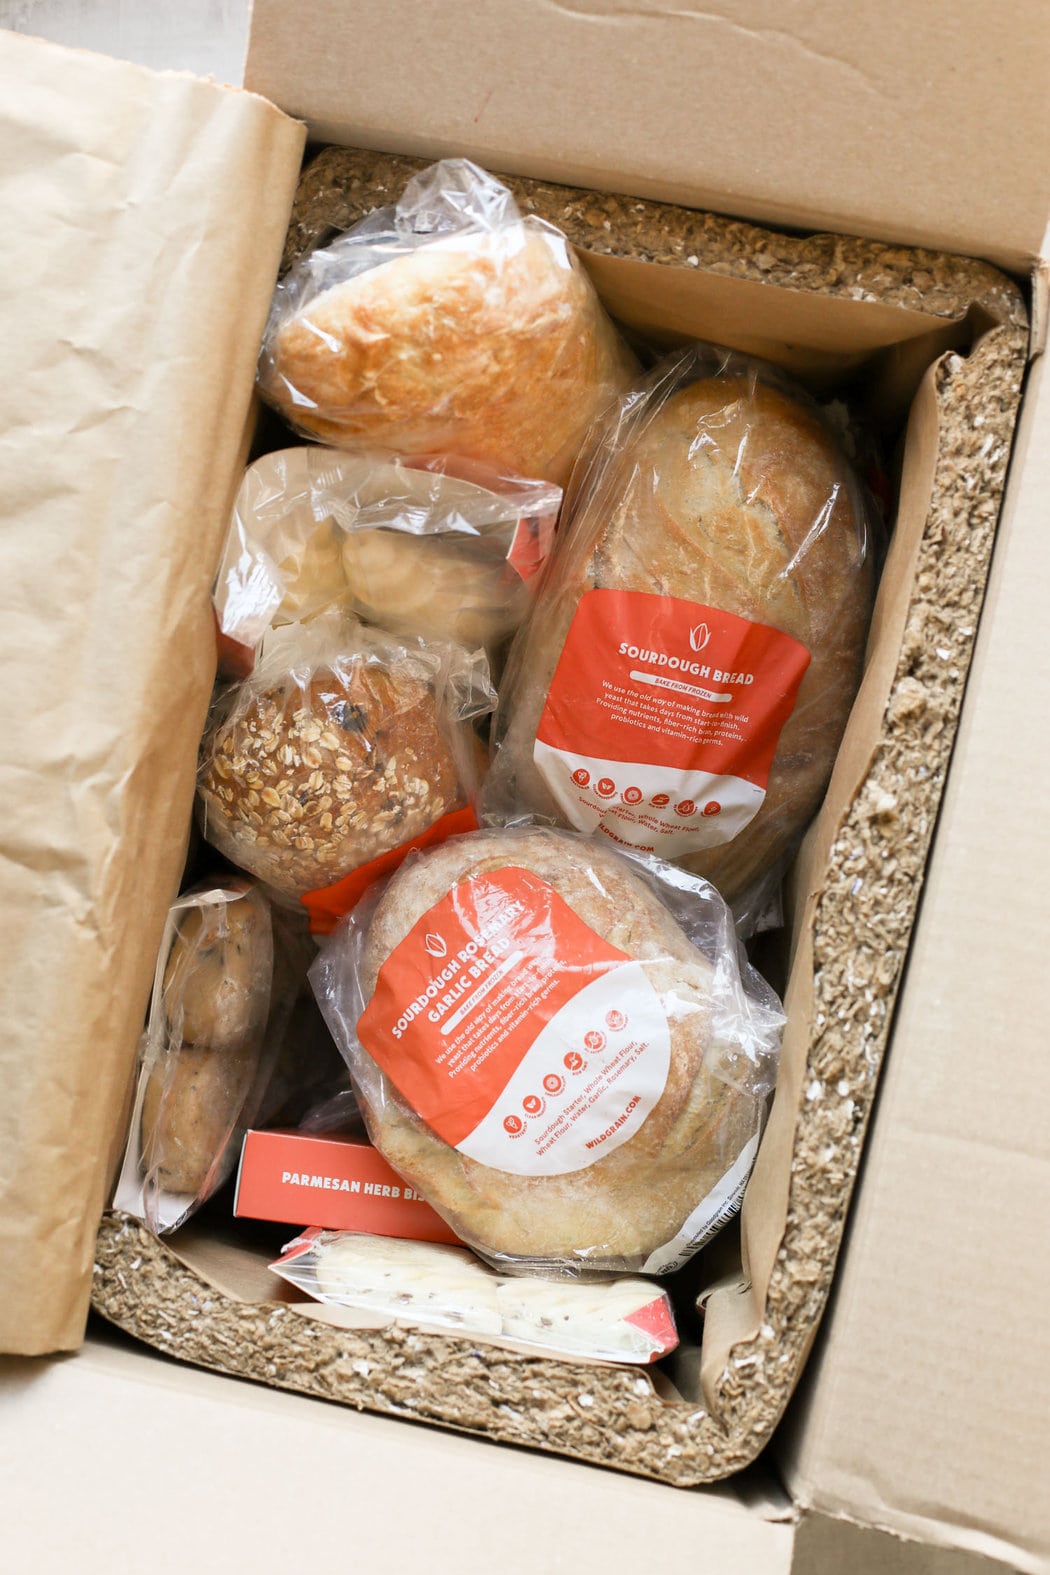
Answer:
[
  {"left": 246, "top": 0, "right": 1050, "bottom": 269},
  {"left": 780, "top": 357, "right": 1050, "bottom": 1574}
]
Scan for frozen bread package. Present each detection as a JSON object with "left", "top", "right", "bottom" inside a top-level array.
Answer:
[
  {"left": 311, "top": 826, "right": 784, "bottom": 1276},
  {"left": 486, "top": 346, "right": 878, "bottom": 927},
  {"left": 257, "top": 158, "right": 636, "bottom": 484}
]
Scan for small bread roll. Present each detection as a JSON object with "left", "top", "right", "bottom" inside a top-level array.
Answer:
[
  {"left": 199, "top": 665, "right": 465, "bottom": 900},
  {"left": 353, "top": 829, "right": 763, "bottom": 1267},
  {"left": 341, "top": 528, "right": 526, "bottom": 653},
  {"left": 265, "top": 227, "right": 635, "bottom": 485},
  {"left": 161, "top": 891, "right": 270, "bottom": 1054},
  {"left": 140, "top": 885, "right": 273, "bottom": 1200},
  {"left": 141, "top": 1044, "right": 254, "bottom": 1196},
  {"left": 275, "top": 519, "right": 347, "bottom": 621}
]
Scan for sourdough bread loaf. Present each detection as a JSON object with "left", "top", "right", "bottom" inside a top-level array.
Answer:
[
  {"left": 341, "top": 828, "right": 771, "bottom": 1270},
  {"left": 488, "top": 357, "right": 876, "bottom": 910}
]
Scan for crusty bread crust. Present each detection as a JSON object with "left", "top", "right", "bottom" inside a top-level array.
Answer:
[
  {"left": 267, "top": 228, "right": 635, "bottom": 485},
  {"left": 199, "top": 667, "right": 462, "bottom": 901}
]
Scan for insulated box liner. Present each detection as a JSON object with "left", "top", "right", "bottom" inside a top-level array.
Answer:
[{"left": 92, "top": 148, "right": 1028, "bottom": 1486}]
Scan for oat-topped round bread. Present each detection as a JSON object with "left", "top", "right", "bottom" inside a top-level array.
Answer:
[
  {"left": 257, "top": 160, "right": 636, "bottom": 485},
  {"left": 199, "top": 661, "right": 464, "bottom": 902},
  {"left": 326, "top": 827, "right": 778, "bottom": 1271}
]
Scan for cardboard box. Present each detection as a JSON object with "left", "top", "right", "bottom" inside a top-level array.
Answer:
[{"left": 1, "top": 7, "right": 1048, "bottom": 1572}]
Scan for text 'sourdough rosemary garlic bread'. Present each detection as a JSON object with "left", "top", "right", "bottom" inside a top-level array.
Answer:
[{"left": 312, "top": 827, "right": 783, "bottom": 1274}]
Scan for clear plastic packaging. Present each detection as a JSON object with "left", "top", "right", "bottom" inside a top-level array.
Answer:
[
  {"left": 311, "top": 826, "right": 784, "bottom": 1276},
  {"left": 257, "top": 158, "right": 637, "bottom": 485},
  {"left": 486, "top": 345, "right": 878, "bottom": 928},
  {"left": 271, "top": 1229, "right": 679, "bottom": 1364},
  {"left": 197, "top": 614, "right": 494, "bottom": 929},
  {"left": 113, "top": 880, "right": 275, "bottom": 1233},
  {"left": 212, "top": 446, "right": 562, "bottom": 672}
]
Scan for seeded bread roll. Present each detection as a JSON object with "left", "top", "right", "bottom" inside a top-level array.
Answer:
[
  {"left": 199, "top": 664, "right": 464, "bottom": 901},
  {"left": 262, "top": 226, "right": 635, "bottom": 486},
  {"left": 351, "top": 828, "right": 765, "bottom": 1268},
  {"left": 489, "top": 360, "right": 875, "bottom": 909}
]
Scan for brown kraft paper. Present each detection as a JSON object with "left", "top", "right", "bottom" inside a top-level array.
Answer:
[{"left": 0, "top": 31, "right": 306, "bottom": 1354}]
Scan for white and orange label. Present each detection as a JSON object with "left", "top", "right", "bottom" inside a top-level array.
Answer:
[
  {"left": 357, "top": 868, "right": 670, "bottom": 1177},
  {"left": 535, "top": 590, "right": 811, "bottom": 857}
]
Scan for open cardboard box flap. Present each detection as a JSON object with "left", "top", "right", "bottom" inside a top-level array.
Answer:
[
  {"left": 244, "top": 0, "right": 1050, "bottom": 274},
  {"left": 778, "top": 349, "right": 1050, "bottom": 1575},
  {"left": 1, "top": 10, "right": 1049, "bottom": 1574}
]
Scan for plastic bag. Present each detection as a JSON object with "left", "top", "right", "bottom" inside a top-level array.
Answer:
[
  {"left": 112, "top": 880, "right": 275, "bottom": 1233},
  {"left": 256, "top": 158, "right": 637, "bottom": 485},
  {"left": 271, "top": 1229, "right": 679, "bottom": 1364},
  {"left": 311, "top": 826, "right": 784, "bottom": 1277},
  {"left": 212, "top": 446, "right": 562, "bottom": 672},
  {"left": 485, "top": 345, "right": 877, "bottom": 928},
  {"left": 197, "top": 614, "right": 495, "bottom": 929}
]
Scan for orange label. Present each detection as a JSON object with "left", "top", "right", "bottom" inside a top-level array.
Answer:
[
  {"left": 301, "top": 806, "right": 479, "bottom": 935},
  {"left": 357, "top": 868, "right": 671, "bottom": 1176},
  {"left": 534, "top": 589, "right": 810, "bottom": 857},
  {"left": 507, "top": 511, "right": 556, "bottom": 583},
  {"left": 234, "top": 1129, "right": 461, "bottom": 1243}
]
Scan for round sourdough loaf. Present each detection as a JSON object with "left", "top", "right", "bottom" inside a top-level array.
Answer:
[
  {"left": 489, "top": 360, "right": 875, "bottom": 910},
  {"left": 351, "top": 828, "right": 768, "bottom": 1269},
  {"left": 263, "top": 225, "right": 636, "bottom": 485}
]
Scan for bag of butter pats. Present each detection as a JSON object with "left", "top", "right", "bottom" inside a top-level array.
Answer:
[{"left": 272, "top": 1229, "right": 679, "bottom": 1363}]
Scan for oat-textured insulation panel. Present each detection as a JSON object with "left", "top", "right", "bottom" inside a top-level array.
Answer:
[{"left": 93, "top": 149, "right": 1028, "bottom": 1486}]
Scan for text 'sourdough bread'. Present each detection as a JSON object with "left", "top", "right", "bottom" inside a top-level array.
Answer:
[
  {"left": 488, "top": 355, "right": 876, "bottom": 909},
  {"left": 325, "top": 828, "right": 780, "bottom": 1271}
]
